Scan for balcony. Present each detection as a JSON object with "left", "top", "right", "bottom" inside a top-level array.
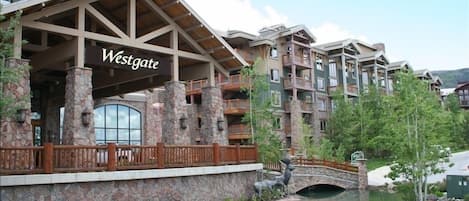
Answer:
[
  {"left": 282, "top": 54, "right": 311, "bottom": 68},
  {"left": 186, "top": 79, "right": 208, "bottom": 95},
  {"left": 460, "top": 100, "right": 469, "bottom": 108},
  {"left": 284, "top": 77, "right": 313, "bottom": 91},
  {"left": 228, "top": 124, "right": 252, "bottom": 140},
  {"left": 284, "top": 100, "right": 313, "bottom": 113},
  {"left": 224, "top": 99, "right": 250, "bottom": 115},
  {"left": 217, "top": 74, "right": 249, "bottom": 91},
  {"left": 327, "top": 85, "right": 358, "bottom": 96}
]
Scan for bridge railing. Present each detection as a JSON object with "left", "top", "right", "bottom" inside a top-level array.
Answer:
[
  {"left": 263, "top": 162, "right": 282, "bottom": 172},
  {"left": 0, "top": 143, "right": 258, "bottom": 175},
  {"left": 293, "top": 157, "right": 358, "bottom": 173}
]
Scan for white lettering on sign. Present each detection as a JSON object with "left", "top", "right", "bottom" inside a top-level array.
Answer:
[{"left": 102, "top": 48, "right": 160, "bottom": 70}]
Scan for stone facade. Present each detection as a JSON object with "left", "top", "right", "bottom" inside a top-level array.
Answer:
[
  {"left": 62, "top": 67, "right": 94, "bottom": 145},
  {"left": 0, "top": 171, "right": 257, "bottom": 201},
  {"left": 289, "top": 99, "right": 302, "bottom": 150},
  {"left": 144, "top": 90, "right": 164, "bottom": 145},
  {"left": 0, "top": 58, "right": 32, "bottom": 147},
  {"left": 201, "top": 86, "right": 227, "bottom": 145},
  {"left": 162, "top": 81, "right": 190, "bottom": 144},
  {"left": 288, "top": 165, "right": 360, "bottom": 193},
  {"left": 357, "top": 159, "right": 368, "bottom": 190}
]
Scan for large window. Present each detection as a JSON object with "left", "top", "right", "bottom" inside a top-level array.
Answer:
[
  {"left": 318, "top": 99, "right": 327, "bottom": 111},
  {"left": 270, "top": 47, "right": 278, "bottom": 58},
  {"left": 94, "top": 104, "right": 142, "bottom": 145},
  {"left": 329, "top": 61, "right": 337, "bottom": 77},
  {"left": 271, "top": 91, "right": 282, "bottom": 107}
]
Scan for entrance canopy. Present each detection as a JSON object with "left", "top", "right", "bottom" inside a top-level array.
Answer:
[{"left": 2, "top": 0, "right": 248, "bottom": 98}]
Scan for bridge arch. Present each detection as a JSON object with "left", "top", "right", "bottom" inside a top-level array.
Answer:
[{"left": 288, "top": 165, "right": 359, "bottom": 193}]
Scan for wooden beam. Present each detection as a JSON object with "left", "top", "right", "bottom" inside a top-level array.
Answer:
[
  {"left": 23, "top": 20, "right": 81, "bottom": 36},
  {"left": 22, "top": 0, "right": 98, "bottom": 21},
  {"left": 23, "top": 44, "right": 49, "bottom": 52},
  {"left": 84, "top": 4, "right": 128, "bottom": 39},
  {"left": 13, "top": 22, "right": 22, "bottom": 58},
  {"left": 195, "top": 35, "right": 214, "bottom": 42},
  {"left": 173, "top": 12, "right": 192, "bottom": 21},
  {"left": 136, "top": 24, "right": 174, "bottom": 43},
  {"left": 128, "top": 0, "right": 136, "bottom": 39},
  {"left": 217, "top": 56, "right": 235, "bottom": 63},
  {"left": 208, "top": 62, "right": 215, "bottom": 87},
  {"left": 160, "top": 0, "right": 180, "bottom": 10},
  {"left": 31, "top": 39, "right": 77, "bottom": 71},
  {"left": 208, "top": 46, "right": 225, "bottom": 54},
  {"left": 184, "top": 24, "right": 203, "bottom": 33}
]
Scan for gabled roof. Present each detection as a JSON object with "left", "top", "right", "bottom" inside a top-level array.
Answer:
[
  {"left": 387, "top": 60, "right": 412, "bottom": 71},
  {"left": 314, "top": 39, "right": 364, "bottom": 54},
  {"left": 279, "top": 25, "right": 316, "bottom": 42},
  {"left": 413, "top": 69, "right": 433, "bottom": 79},
  {"left": 455, "top": 82, "right": 469, "bottom": 91},
  {"left": 1, "top": 0, "right": 249, "bottom": 71},
  {"left": 432, "top": 76, "right": 443, "bottom": 85},
  {"left": 358, "top": 50, "right": 389, "bottom": 64}
]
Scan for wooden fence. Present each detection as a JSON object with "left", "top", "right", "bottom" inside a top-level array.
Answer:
[{"left": 0, "top": 143, "right": 258, "bottom": 175}]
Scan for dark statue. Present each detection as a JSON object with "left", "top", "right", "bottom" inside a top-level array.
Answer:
[{"left": 254, "top": 158, "right": 295, "bottom": 197}]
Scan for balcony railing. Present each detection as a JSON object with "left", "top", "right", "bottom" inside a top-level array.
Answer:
[
  {"left": 186, "top": 79, "right": 208, "bottom": 95},
  {"left": 224, "top": 99, "right": 250, "bottom": 114},
  {"left": 328, "top": 85, "right": 358, "bottom": 95},
  {"left": 0, "top": 143, "right": 258, "bottom": 175},
  {"left": 284, "top": 77, "right": 313, "bottom": 91},
  {"left": 228, "top": 124, "right": 252, "bottom": 140},
  {"left": 218, "top": 74, "right": 249, "bottom": 90},
  {"left": 282, "top": 54, "right": 311, "bottom": 67},
  {"left": 284, "top": 100, "right": 313, "bottom": 112}
]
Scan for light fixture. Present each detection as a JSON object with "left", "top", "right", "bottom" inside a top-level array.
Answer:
[
  {"left": 81, "top": 109, "right": 91, "bottom": 126},
  {"left": 180, "top": 114, "right": 187, "bottom": 129},
  {"left": 217, "top": 117, "right": 224, "bottom": 131},
  {"left": 16, "top": 108, "right": 27, "bottom": 124}
]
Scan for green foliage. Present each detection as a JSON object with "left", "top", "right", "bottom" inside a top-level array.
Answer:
[
  {"left": 394, "top": 182, "right": 417, "bottom": 201},
  {"left": 0, "top": 11, "right": 30, "bottom": 118},
  {"left": 444, "top": 93, "right": 469, "bottom": 150},
  {"left": 241, "top": 59, "right": 282, "bottom": 163},
  {"left": 250, "top": 188, "right": 283, "bottom": 201},
  {"left": 464, "top": 194, "right": 469, "bottom": 201},
  {"left": 432, "top": 68, "right": 469, "bottom": 88},
  {"left": 298, "top": 117, "right": 317, "bottom": 158}
]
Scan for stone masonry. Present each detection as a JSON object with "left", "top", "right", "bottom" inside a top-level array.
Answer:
[
  {"left": 0, "top": 171, "right": 257, "bottom": 201},
  {"left": 357, "top": 159, "right": 368, "bottom": 190},
  {"left": 201, "top": 86, "right": 227, "bottom": 145},
  {"left": 62, "top": 67, "right": 94, "bottom": 145},
  {"left": 289, "top": 99, "right": 302, "bottom": 150},
  {"left": 288, "top": 165, "right": 360, "bottom": 192},
  {"left": 162, "top": 81, "right": 190, "bottom": 144},
  {"left": 144, "top": 90, "right": 163, "bottom": 145},
  {"left": 0, "top": 58, "right": 32, "bottom": 147}
]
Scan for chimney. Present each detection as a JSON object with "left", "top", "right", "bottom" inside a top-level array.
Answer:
[{"left": 372, "top": 43, "right": 385, "bottom": 53}]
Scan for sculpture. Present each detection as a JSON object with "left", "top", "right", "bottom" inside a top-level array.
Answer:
[{"left": 254, "top": 158, "right": 295, "bottom": 197}]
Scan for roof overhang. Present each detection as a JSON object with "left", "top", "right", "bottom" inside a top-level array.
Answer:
[{"left": 279, "top": 25, "right": 316, "bottom": 43}]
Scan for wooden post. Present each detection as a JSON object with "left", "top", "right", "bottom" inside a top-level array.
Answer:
[
  {"left": 107, "top": 143, "right": 116, "bottom": 171},
  {"left": 235, "top": 143, "right": 241, "bottom": 164},
  {"left": 157, "top": 143, "right": 164, "bottom": 168},
  {"left": 253, "top": 143, "right": 258, "bottom": 163},
  {"left": 213, "top": 143, "right": 220, "bottom": 166},
  {"left": 43, "top": 143, "right": 53, "bottom": 174}
]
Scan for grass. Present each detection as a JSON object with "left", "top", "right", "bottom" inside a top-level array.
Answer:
[{"left": 367, "top": 158, "right": 390, "bottom": 171}]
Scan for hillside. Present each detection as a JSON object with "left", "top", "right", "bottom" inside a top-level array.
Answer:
[{"left": 432, "top": 68, "right": 469, "bottom": 88}]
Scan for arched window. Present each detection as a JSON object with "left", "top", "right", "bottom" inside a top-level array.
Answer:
[{"left": 94, "top": 104, "right": 142, "bottom": 145}]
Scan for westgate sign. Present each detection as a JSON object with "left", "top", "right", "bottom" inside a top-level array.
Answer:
[{"left": 85, "top": 46, "right": 170, "bottom": 73}]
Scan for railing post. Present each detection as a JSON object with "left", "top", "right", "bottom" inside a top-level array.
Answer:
[
  {"left": 43, "top": 143, "right": 53, "bottom": 174},
  {"left": 253, "top": 143, "right": 258, "bottom": 162},
  {"left": 235, "top": 143, "right": 241, "bottom": 164},
  {"left": 157, "top": 143, "right": 165, "bottom": 169},
  {"left": 213, "top": 143, "right": 220, "bottom": 166},
  {"left": 107, "top": 143, "right": 116, "bottom": 171}
]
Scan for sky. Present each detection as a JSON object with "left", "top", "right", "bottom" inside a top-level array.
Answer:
[{"left": 185, "top": 0, "right": 469, "bottom": 71}]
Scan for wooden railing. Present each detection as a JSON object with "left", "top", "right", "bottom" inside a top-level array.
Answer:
[
  {"left": 217, "top": 74, "right": 249, "bottom": 90},
  {"left": 264, "top": 162, "right": 282, "bottom": 172},
  {"left": 228, "top": 124, "right": 251, "bottom": 134},
  {"left": 0, "top": 143, "right": 258, "bottom": 175},
  {"left": 224, "top": 99, "right": 250, "bottom": 114},
  {"left": 328, "top": 85, "right": 358, "bottom": 95},
  {"left": 282, "top": 54, "right": 311, "bottom": 67},
  {"left": 186, "top": 79, "right": 208, "bottom": 95},
  {"left": 292, "top": 157, "right": 358, "bottom": 173},
  {"left": 284, "top": 100, "right": 313, "bottom": 112},
  {"left": 284, "top": 77, "right": 313, "bottom": 90}
]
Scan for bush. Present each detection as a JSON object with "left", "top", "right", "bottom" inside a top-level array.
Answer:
[
  {"left": 394, "top": 182, "right": 416, "bottom": 201},
  {"left": 464, "top": 193, "right": 469, "bottom": 201}
]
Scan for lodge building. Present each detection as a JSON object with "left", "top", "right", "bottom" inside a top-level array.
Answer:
[{"left": 1, "top": 0, "right": 443, "bottom": 151}]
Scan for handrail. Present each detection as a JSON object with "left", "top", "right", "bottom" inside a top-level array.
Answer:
[
  {"left": 0, "top": 143, "right": 258, "bottom": 175},
  {"left": 292, "top": 157, "right": 358, "bottom": 173}
]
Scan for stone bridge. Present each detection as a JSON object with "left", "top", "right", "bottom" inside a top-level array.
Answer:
[{"left": 265, "top": 159, "right": 368, "bottom": 193}]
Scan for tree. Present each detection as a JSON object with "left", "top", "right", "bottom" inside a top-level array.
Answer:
[
  {"left": 444, "top": 93, "right": 469, "bottom": 150},
  {"left": 298, "top": 117, "right": 316, "bottom": 158},
  {"left": 241, "top": 59, "right": 282, "bottom": 163},
  {"left": 386, "top": 72, "right": 453, "bottom": 201},
  {"left": 0, "top": 10, "right": 29, "bottom": 118}
]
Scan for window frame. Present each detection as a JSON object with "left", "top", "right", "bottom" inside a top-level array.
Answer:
[
  {"left": 270, "top": 69, "right": 280, "bottom": 83},
  {"left": 317, "top": 77, "right": 325, "bottom": 91},
  {"left": 94, "top": 104, "right": 142, "bottom": 145},
  {"left": 271, "top": 90, "right": 282, "bottom": 107}
]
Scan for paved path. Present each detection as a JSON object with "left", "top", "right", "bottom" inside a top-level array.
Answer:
[{"left": 368, "top": 150, "right": 469, "bottom": 186}]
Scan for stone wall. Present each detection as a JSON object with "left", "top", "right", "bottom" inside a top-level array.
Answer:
[
  {"left": 162, "top": 81, "right": 190, "bottom": 144},
  {"left": 0, "top": 58, "right": 32, "bottom": 147},
  {"left": 201, "top": 86, "right": 227, "bottom": 145},
  {"left": 0, "top": 171, "right": 257, "bottom": 201},
  {"left": 289, "top": 99, "right": 302, "bottom": 150}
]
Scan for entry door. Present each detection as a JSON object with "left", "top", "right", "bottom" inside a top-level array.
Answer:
[{"left": 32, "top": 120, "right": 42, "bottom": 146}]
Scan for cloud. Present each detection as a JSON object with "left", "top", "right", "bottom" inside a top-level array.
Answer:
[
  {"left": 185, "top": 0, "right": 288, "bottom": 34},
  {"left": 310, "top": 22, "right": 370, "bottom": 45}
]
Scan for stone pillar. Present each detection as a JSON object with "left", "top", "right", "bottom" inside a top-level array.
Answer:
[
  {"left": 201, "top": 86, "right": 227, "bottom": 145},
  {"left": 162, "top": 81, "right": 190, "bottom": 144},
  {"left": 290, "top": 99, "right": 302, "bottom": 151},
  {"left": 357, "top": 159, "right": 368, "bottom": 190},
  {"left": 62, "top": 67, "right": 94, "bottom": 145},
  {"left": 144, "top": 89, "right": 163, "bottom": 145},
  {"left": 0, "top": 58, "right": 32, "bottom": 147}
]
